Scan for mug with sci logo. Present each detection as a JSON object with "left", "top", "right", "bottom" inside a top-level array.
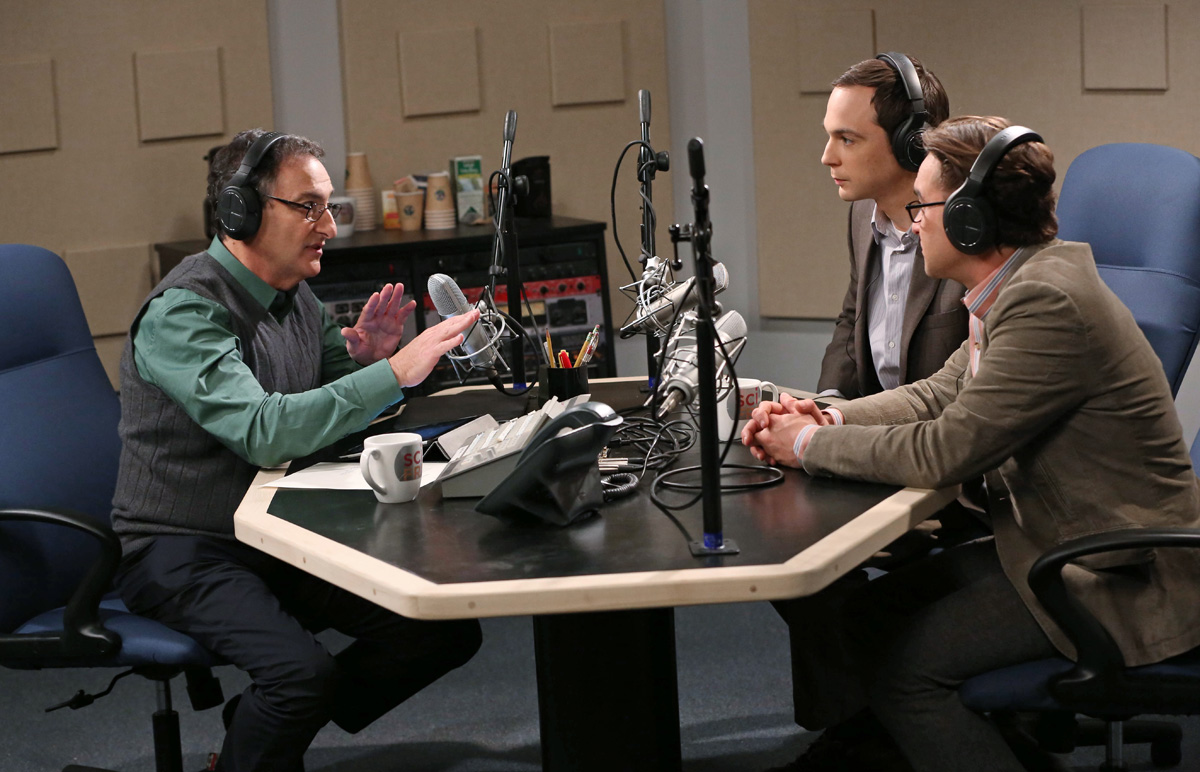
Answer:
[
  {"left": 718, "top": 378, "right": 780, "bottom": 439},
  {"left": 360, "top": 432, "right": 423, "bottom": 503}
]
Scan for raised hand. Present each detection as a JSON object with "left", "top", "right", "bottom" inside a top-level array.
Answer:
[
  {"left": 387, "top": 308, "right": 480, "bottom": 388},
  {"left": 343, "top": 283, "right": 416, "bottom": 365}
]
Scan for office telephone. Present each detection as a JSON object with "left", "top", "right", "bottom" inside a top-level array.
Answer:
[
  {"left": 476, "top": 401, "right": 623, "bottom": 525},
  {"left": 439, "top": 395, "right": 595, "bottom": 499}
]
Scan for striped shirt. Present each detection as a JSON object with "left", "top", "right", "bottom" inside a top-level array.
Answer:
[{"left": 962, "top": 248, "right": 1027, "bottom": 376}]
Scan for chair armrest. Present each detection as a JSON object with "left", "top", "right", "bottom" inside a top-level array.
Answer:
[
  {"left": 1027, "top": 527, "right": 1200, "bottom": 708},
  {"left": 0, "top": 507, "right": 122, "bottom": 660}
]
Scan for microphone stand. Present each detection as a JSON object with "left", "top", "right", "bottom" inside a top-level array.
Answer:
[
  {"left": 635, "top": 90, "right": 671, "bottom": 386},
  {"left": 490, "top": 110, "right": 529, "bottom": 388},
  {"left": 682, "top": 137, "right": 738, "bottom": 556}
]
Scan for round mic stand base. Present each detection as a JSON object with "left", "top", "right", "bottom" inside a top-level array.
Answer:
[{"left": 689, "top": 536, "right": 739, "bottom": 557}]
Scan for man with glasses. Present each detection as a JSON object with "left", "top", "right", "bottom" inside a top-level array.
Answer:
[{"left": 111, "top": 129, "right": 483, "bottom": 772}]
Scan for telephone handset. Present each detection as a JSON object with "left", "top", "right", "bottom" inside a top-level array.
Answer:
[{"left": 476, "top": 402, "right": 622, "bottom": 525}]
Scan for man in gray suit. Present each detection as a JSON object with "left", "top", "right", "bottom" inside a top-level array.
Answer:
[
  {"left": 817, "top": 54, "right": 965, "bottom": 400},
  {"left": 770, "top": 55, "right": 971, "bottom": 770},
  {"left": 747, "top": 116, "right": 1200, "bottom": 772}
]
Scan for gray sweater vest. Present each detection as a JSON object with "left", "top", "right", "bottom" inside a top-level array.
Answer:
[{"left": 111, "top": 251, "right": 325, "bottom": 555}]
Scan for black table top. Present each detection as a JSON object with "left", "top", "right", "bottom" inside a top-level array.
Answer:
[{"left": 267, "top": 382, "right": 901, "bottom": 585}]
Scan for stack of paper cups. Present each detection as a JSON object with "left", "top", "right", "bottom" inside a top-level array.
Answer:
[
  {"left": 424, "top": 171, "right": 456, "bottom": 230},
  {"left": 345, "top": 152, "right": 376, "bottom": 231}
]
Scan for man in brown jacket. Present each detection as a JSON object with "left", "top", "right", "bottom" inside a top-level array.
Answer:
[{"left": 746, "top": 116, "right": 1200, "bottom": 772}]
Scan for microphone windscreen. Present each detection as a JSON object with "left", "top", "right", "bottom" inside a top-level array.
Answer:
[
  {"left": 428, "top": 273, "right": 472, "bottom": 317},
  {"left": 688, "top": 138, "right": 705, "bottom": 180},
  {"left": 712, "top": 262, "right": 730, "bottom": 292},
  {"left": 715, "top": 310, "right": 747, "bottom": 342}
]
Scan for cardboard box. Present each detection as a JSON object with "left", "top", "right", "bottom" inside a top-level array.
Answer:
[{"left": 451, "top": 155, "right": 486, "bottom": 225}]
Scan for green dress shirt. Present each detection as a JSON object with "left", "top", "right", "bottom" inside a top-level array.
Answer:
[{"left": 132, "top": 236, "right": 403, "bottom": 468}]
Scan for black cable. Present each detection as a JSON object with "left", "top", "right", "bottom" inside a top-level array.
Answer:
[{"left": 610, "top": 139, "right": 659, "bottom": 282}]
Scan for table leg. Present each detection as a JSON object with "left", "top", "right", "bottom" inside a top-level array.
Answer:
[{"left": 532, "top": 607, "right": 681, "bottom": 772}]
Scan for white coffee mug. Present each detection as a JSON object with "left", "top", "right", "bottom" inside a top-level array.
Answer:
[
  {"left": 360, "top": 432, "right": 423, "bottom": 503},
  {"left": 718, "top": 378, "right": 780, "bottom": 438},
  {"left": 329, "top": 195, "right": 356, "bottom": 240}
]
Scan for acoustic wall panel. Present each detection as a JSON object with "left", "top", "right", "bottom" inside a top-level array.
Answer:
[
  {"left": 0, "top": 59, "right": 59, "bottom": 154},
  {"left": 63, "top": 244, "right": 154, "bottom": 337},
  {"left": 339, "top": 0, "right": 671, "bottom": 326},
  {"left": 1082, "top": 4, "right": 1168, "bottom": 91},
  {"left": 134, "top": 47, "right": 226, "bottom": 141},
  {"left": 398, "top": 27, "right": 482, "bottom": 117},
  {"left": 796, "top": 9, "right": 875, "bottom": 94},
  {"left": 548, "top": 21, "right": 626, "bottom": 106},
  {"left": 93, "top": 335, "right": 126, "bottom": 390}
]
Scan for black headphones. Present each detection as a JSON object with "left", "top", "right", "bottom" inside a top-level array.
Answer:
[
  {"left": 942, "top": 125, "right": 1044, "bottom": 255},
  {"left": 876, "top": 52, "right": 929, "bottom": 173},
  {"left": 216, "top": 131, "right": 285, "bottom": 241}
]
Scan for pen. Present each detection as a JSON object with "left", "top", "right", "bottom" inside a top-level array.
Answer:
[
  {"left": 568, "top": 331, "right": 592, "bottom": 367},
  {"left": 558, "top": 349, "right": 573, "bottom": 369},
  {"left": 579, "top": 325, "right": 601, "bottom": 366}
]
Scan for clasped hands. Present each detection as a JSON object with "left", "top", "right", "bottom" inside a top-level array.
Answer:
[
  {"left": 341, "top": 282, "right": 481, "bottom": 389},
  {"left": 740, "top": 392, "right": 832, "bottom": 468}
]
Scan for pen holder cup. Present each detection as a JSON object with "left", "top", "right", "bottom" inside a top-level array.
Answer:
[{"left": 538, "top": 365, "right": 589, "bottom": 406}]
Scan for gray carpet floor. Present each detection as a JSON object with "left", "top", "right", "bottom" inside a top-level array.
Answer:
[{"left": 1, "top": 602, "right": 1196, "bottom": 771}]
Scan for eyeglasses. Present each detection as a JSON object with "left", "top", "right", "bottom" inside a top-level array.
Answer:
[
  {"left": 262, "top": 194, "right": 342, "bottom": 223},
  {"left": 905, "top": 200, "right": 946, "bottom": 224}
]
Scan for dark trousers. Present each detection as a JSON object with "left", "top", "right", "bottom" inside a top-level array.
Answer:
[
  {"left": 775, "top": 538, "right": 1059, "bottom": 772},
  {"left": 116, "top": 535, "right": 482, "bottom": 772}
]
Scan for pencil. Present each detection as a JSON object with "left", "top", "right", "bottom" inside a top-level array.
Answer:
[{"left": 545, "top": 331, "right": 555, "bottom": 367}]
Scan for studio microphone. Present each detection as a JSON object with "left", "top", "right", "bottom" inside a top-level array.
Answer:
[
  {"left": 620, "top": 262, "right": 730, "bottom": 338},
  {"left": 427, "top": 273, "right": 502, "bottom": 384},
  {"left": 653, "top": 309, "right": 747, "bottom": 419}
]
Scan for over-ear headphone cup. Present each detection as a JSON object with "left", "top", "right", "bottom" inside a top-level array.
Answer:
[
  {"left": 217, "top": 185, "right": 262, "bottom": 241},
  {"left": 944, "top": 197, "right": 994, "bottom": 255},
  {"left": 892, "top": 118, "right": 926, "bottom": 173}
]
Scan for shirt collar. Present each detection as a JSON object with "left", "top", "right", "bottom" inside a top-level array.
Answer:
[
  {"left": 208, "top": 236, "right": 296, "bottom": 319},
  {"left": 962, "top": 246, "right": 1027, "bottom": 319},
  {"left": 870, "top": 203, "right": 917, "bottom": 249}
]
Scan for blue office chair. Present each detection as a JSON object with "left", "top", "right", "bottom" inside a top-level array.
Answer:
[
  {"left": 959, "top": 469, "right": 1200, "bottom": 769},
  {"left": 959, "top": 143, "right": 1200, "bottom": 771},
  {"left": 0, "top": 244, "right": 223, "bottom": 772},
  {"left": 1056, "top": 142, "right": 1200, "bottom": 395}
]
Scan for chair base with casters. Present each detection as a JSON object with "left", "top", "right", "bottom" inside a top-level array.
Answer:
[
  {"left": 1, "top": 515, "right": 226, "bottom": 772},
  {"left": 960, "top": 529, "right": 1200, "bottom": 772}
]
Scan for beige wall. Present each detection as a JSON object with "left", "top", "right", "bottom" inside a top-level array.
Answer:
[
  {"left": 0, "top": 1, "right": 274, "bottom": 383},
  {"left": 750, "top": 0, "right": 1194, "bottom": 319},
  {"left": 337, "top": 0, "right": 673, "bottom": 324}
]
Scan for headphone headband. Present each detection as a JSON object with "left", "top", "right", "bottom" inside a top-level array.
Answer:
[
  {"left": 226, "top": 131, "right": 285, "bottom": 190},
  {"left": 963, "top": 125, "right": 1044, "bottom": 189},
  {"left": 876, "top": 52, "right": 930, "bottom": 172},
  {"left": 877, "top": 52, "right": 926, "bottom": 116}
]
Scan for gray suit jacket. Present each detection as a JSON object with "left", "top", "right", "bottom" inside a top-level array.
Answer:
[
  {"left": 805, "top": 241, "right": 1200, "bottom": 666},
  {"left": 818, "top": 200, "right": 968, "bottom": 397}
]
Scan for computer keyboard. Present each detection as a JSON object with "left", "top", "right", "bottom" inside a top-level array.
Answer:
[{"left": 439, "top": 395, "right": 590, "bottom": 498}]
